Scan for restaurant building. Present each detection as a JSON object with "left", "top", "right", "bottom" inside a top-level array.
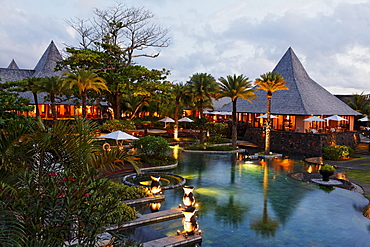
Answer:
[
  {"left": 0, "top": 41, "right": 103, "bottom": 119},
  {"left": 217, "top": 47, "right": 361, "bottom": 133},
  {"left": 217, "top": 48, "right": 362, "bottom": 156}
]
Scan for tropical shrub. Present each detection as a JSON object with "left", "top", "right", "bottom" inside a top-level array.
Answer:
[
  {"left": 0, "top": 167, "right": 138, "bottom": 246},
  {"left": 322, "top": 145, "right": 354, "bottom": 160},
  {"left": 206, "top": 135, "right": 230, "bottom": 144},
  {"left": 139, "top": 154, "right": 177, "bottom": 167},
  {"left": 206, "top": 122, "right": 228, "bottom": 136},
  {"left": 100, "top": 119, "right": 135, "bottom": 132},
  {"left": 133, "top": 135, "right": 170, "bottom": 156},
  {"left": 107, "top": 179, "right": 150, "bottom": 200}
]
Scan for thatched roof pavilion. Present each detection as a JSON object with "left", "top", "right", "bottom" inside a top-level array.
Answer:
[{"left": 217, "top": 48, "right": 361, "bottom": 132}]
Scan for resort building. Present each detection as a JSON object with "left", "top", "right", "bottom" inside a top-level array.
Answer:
[
  {"left": 217, "top": 47, "right": 361, "bottom": 133},
  {"left": 0, "top": 41, "right": 103, "bottom": 119}
]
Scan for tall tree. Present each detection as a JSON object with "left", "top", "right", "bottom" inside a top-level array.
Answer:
[
  {"left": 255, "top": 72, "right": 288, "bottom": 154},
  {"left": 64, "top": 69, "right": 108, "bottom": 119},
  {"left": 22, "top": 77, "right": 43, "bottom": 118},
  {"left": 121, "top": 66, "right": 171, "bottom": 120},
  {"left": 185, "top": 73, "right": 218, "bottom": 143},
  {"left": 172, "top": 82, "right": 187, "bottom": 140},
  {"left": 35, "top": 76, "right": 67, "bottom": 121},
  {"left": 0, "top": 80, "right": 33, "bottom": 124},
  {"left": 185, "top": 73, "right": 218, "bottom": 118},
  {"left": 9, "top": 77, "right": 43, "bottom": 118},
  {"left": 345, "top": 92, "right": 370, "bottom": 116},
  {"left": 217, "top": 74, "right": 256, "bottom": 149},
  {"left": 60, "top": 3, "right": 171, "bottom": 119}
]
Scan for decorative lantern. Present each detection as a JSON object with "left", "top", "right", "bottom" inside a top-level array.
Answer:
[
  {"left": 182, "top": 207, "right": 198, "bottom": 236},
  {"left": 183, "top": 186, "right": 195, "bottom": 209},
  {"left": 150, "top": 202, "right": 161, "bottom": 212},
  {"left": 150, "top": 176, "right": 161, "bottom": 195},
  {"left": 243, "top": 152, "right": 252, "bottom": 162}
]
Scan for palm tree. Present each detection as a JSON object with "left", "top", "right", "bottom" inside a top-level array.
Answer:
[
  {"left": 20, "top": 77, "right": 43, "bottom": 118},
  {"left": 218, "top": 74, "right": 256, "bottom": 149},
  {"left": 185, "top": 73, "right": 218, "bottom": 118},
  {"left": 37, "top": 76, "right": 66, "bottom": 120},
  {"left": 255, "top": 72, "right": 288, "bottom": 154},
  {"left": 185, "top": 73, "right": 218, "bottom": 143},
  {"left": 172, "top": 82, "right": 187, "bottom": 140},
  {"left": 64, "top": 69, "right": 108, "bottom": 119},
  {"left": 345, "top": 92, "right": 370, "bottom": 115}
]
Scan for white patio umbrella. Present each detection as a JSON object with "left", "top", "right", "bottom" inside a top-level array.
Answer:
[
  {"left": 304, "top": 116, "right": 325, "bottom": 129},
  {"left": 359, "top": 116, "right": 370, "bottom": 122},
  {"left": 303, "top": 116, "right": 325, "bottom": 122},
  {"left": 178, "top": 117, "right": 194, "bottom": 129},
  {"left": 159, "top": 117, "right": 175, "bottom": 123},
  {"left": 256, "top": 113, "right": 278, "bottom": 119},
  {"left": 324, "top": 115, "right": 348, "bottom": 121},
  {"left": 325, "top": 115, "right": 348, "bottom": 130},
  {"left": 98, "top": 130, "right": 138, "bottom": 148},
  {"left": 178, "top": 117, "right": 194, "bottom": 122},
  {"left": 159, "top": 117, "right": 175, "bottom": 128}
]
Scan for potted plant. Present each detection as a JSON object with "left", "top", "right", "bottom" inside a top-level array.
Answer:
[{"left": 319, "top": 164, "right": 336, "bottom": 181}]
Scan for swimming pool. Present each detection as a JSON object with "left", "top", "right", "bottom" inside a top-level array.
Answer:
[{"left": 134, "top": 151, "right": 370, "bottom": 246}]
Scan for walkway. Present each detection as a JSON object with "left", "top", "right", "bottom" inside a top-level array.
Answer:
[{"left": 106, "top": 208, "right": 184, "bottom": 231}]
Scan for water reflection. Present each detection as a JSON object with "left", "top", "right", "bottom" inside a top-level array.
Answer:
[
  {"left": 150, "top": 152, "right": 370, "bottom": 246},
  {"left": 215, "top": 195, "right": 249, "bottom": 227},
  {"left": 250, "top": 161, "right": 279, "bottom": 237}
]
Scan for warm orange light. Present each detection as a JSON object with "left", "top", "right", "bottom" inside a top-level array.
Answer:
[{"left": 307, "top": 166, "right": 313, "bottom": 173}]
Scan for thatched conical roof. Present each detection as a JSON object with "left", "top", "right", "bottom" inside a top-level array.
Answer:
[{"left": 217, "top": 48, "right": 361, "bottom": 116}]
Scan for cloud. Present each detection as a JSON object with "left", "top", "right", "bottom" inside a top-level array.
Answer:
[{"left": 1, "top": 0, "right": 370, "bottom": 95}]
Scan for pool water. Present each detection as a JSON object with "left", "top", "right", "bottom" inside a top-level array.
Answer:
[{"left": 134, "top": 151, "right": 370, "bottom": 247}]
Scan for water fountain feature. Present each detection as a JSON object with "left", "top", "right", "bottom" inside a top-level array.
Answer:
[{"left": 122, "top": 171, "right": 186, "bottom": 190}]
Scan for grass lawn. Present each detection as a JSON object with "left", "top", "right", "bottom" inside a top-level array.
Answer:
[
  {"left": 346, "top": 169, "right": 370, "bottom": 184},
  {"left": 330, "top": 156, "right": 368, "bottom": 163}
]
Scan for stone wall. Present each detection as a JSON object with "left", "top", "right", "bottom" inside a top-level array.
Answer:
[{"left": 243, "top": 128, "right": 360, "bottom": 157}]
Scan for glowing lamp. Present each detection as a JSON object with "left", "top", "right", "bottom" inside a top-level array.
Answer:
[
  {"left": 150, "top": 202, "right": 161, "bottom": 212},
  {"left": 182, "top": 206, "right": 198, "bottom": 235}
]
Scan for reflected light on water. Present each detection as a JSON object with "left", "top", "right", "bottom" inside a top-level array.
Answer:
[
  {"left": 171, "top": 145, "right": 180, "bottom": 160},
  {"left": 271, "top": 157, "right": 294, "bottom": 173}
]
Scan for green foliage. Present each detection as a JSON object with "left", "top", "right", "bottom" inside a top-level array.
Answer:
[
  {"left": 0, "top": 80, "right": 33, "bottom": 125},
  {"left": 89, "top": 148, "right": 140, "bottom": 174},
  {"left": 320, "top": 164, "right": 336, "bottom": 172},
  {"left": 106, "top": 179, "right": 150, "bottom": 200},
  {"left": 193, "top": 117, "right": 209, "bottom": 130},
  {"left": 206, "top": 122, "right": 228, "bottom": 136},
  {"left": 206, "top": 135, "right": 230, "bottom": 144},
  {"left": 0, "top": 118, "right": 149, "bottom": 245},
  {"left": 139, "top": 154, "right": 177, "bottom": 167},
  {"left": 133, "top": 136, "right": 170, "bottom": 156},
  {"left": 345, "top": 92, "right": 370, "bottom": 115},
  {"left": 100, "top": 119, "right": 136, "bottom": 132},
  {"left": 322, "top": 145, "right": 354, "bottom": 160},
  {"left": 0, "top": 167, "right": 138, "bottom": 246},
  {"left": 0, "top": 208, "right": 25, "bottom": 247},
  {"left": 184, "top": 145, "right": 235, "bottom": 151}
]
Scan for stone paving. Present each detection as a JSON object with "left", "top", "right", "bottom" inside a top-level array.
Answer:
[{"left": 325, "top": 154, "right": 370, "bottom": 200}]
